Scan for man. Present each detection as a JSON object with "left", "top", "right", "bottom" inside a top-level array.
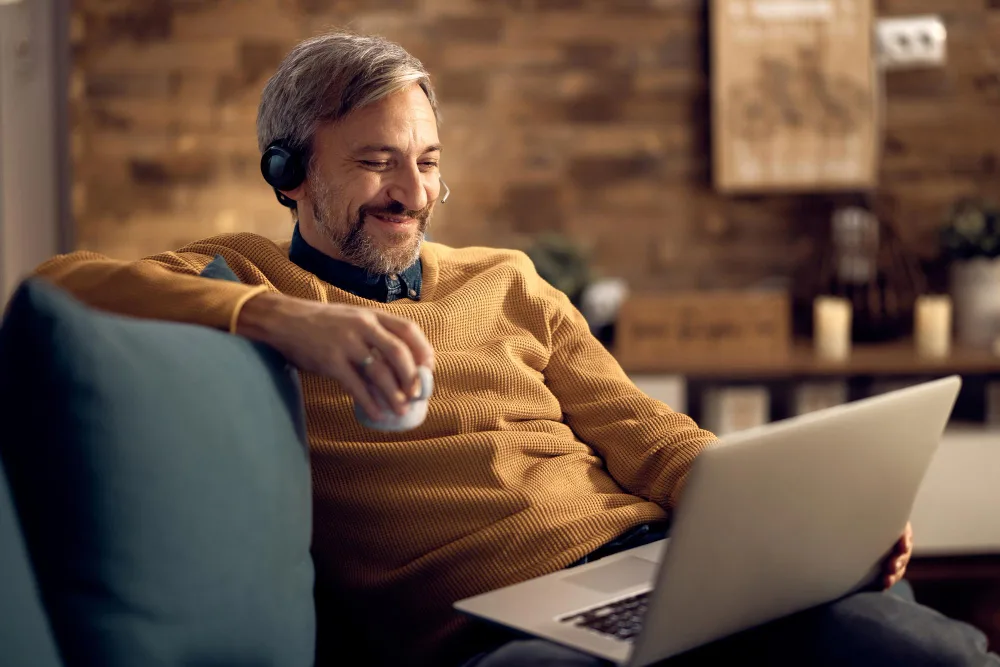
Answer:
[{"left": 36, "top": 32, "right": 996, "bottom": 667}]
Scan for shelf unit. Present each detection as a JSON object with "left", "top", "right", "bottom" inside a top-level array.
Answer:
[{"left": 618, "top": 341, "right": 1000, "bottom": 379}]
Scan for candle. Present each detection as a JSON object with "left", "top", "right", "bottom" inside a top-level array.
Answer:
[
  {"left": 814, "top": 297, "right": 852, "bottom": 362},
  {"left": 914, "top": 295, "right": 953, "bottom": 359}
]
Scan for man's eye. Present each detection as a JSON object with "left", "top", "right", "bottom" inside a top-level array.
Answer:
[
  {"left": 361, "top": 161, "right": 390, "bottom": 169},
  {"left": 419, "top": 161, "right": 439, "bottom": 170}
]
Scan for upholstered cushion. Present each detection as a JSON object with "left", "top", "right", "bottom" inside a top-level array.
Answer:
[
  {"left": 0, "top": 457, "right": 63, "bottom": 667},
  {"left": 0, "top": 279, "right": 314, "bottom": 667},
  {"left": 200, "top": 254, "right": 242, "bottom": 282}
]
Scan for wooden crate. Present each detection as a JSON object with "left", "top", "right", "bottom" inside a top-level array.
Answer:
[
  {"left": 615, "top": 291, "right": 791, "bottom": 369},
  {"left": 711, "top": 0, "right": 878, "bottom": 192}
]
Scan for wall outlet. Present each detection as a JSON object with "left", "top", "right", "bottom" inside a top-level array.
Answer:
[{"left": 876, "top": 15, "right": 947, "bottom": 70}]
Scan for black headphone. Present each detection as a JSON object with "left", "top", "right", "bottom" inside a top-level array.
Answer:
[
  {"left": 260, "top": 139, "right": 451, "bottom": 209},
  {"left": 260, "top": 141, "right": 306, "bottom": 209}
]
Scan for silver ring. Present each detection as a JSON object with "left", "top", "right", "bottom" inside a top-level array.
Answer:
[{"left": 359, "top": 355, "right": 376, "bottom": 371}]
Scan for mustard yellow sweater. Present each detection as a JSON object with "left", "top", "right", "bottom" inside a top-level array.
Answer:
[{"left": 35, "top": 233, "right": 717, "bottom": 665}]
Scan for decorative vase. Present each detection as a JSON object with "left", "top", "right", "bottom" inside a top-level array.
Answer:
[
  {"left": 950, "top": 258, "right": 1000, "bottom": 348},
  {"left": 799, "top": 207, "right": 924, "bottom": 343}
]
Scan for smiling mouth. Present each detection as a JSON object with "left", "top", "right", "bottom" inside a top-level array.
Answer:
[{"left": 369, "top": 213, "right": 416, "bottom": 225}]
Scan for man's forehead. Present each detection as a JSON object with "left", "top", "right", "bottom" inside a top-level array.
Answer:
[
  {"left": 328, "top": 89, "right": 439, "bottom": 152},
  {"left": 352, "top": 142, "right": 442, "bottom": 154}
]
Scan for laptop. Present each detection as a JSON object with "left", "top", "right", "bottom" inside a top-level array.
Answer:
[{"left": 455, "top": 376, "right": 962, "bottom": 666}]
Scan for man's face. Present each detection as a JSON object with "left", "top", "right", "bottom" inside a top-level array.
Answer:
[{"left": 293, "top": 84, "right": 442, "bottom": 274}]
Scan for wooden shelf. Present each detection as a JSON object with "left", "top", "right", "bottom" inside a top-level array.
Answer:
[{"left": 618, "top": 341, "right": 1000, "bottom": 379}]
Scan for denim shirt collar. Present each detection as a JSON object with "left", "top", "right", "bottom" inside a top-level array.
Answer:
[{"left": 288, "top": 224, "right": 422, "bottom": 303}]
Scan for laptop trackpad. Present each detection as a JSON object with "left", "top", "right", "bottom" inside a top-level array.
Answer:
[{"left": 564, "top": 557, "right": 656, "bottom": 594}]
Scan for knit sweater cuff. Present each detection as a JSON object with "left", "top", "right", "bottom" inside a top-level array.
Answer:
[{"left": 229, "top": 285, "right": 269, "bottom": 334}]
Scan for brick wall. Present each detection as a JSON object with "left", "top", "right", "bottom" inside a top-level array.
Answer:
[{"left": 69, "top": 0, "right": 1000, "bottom": 289}]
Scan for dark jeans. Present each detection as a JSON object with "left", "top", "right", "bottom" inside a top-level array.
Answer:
[
  {"left": 460, "top": 523, "right": 1000, "bottom": 667},
  {"left": 567, "top": 522, "right": 671, "bottom": 568}
]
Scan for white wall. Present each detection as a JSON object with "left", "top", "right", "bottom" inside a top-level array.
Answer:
[
  {"left": 0, "top": 0, "right": 66, "bottom": 303},
  {"left": 911, "top": 427, "right": 1000, "bottom": 556}
]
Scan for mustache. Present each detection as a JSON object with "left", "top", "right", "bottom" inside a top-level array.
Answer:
[{"left": 359, "top": 200, "right": 432, "bottom": 223}]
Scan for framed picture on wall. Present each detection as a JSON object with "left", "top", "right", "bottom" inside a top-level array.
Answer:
[{"left": 711, "top": 0, "right": 878, "bottom": 192}]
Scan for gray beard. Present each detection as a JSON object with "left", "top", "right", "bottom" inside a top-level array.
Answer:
[{"left": 312, "top": 199, "right": 424, "bottom": 275}]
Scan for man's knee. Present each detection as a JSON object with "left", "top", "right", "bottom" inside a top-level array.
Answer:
[
  {"left": 467, "top": 639, "right": 610, "bottom": 667},
  {"left": 813, "top": 591, "right": 996, "bottom": 667}
]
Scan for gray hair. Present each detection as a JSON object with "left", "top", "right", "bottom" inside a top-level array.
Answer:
[{"left": 256, "top": 31, "right": 439, "bottom": 167}]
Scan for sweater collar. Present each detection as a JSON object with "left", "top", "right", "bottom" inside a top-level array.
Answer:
[{"left": 288, "top": 223, "right": 422, "bottom": 303}]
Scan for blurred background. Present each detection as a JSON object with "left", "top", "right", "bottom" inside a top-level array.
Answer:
[{"left": 0, "top": 0, "right": 998, "bottom": 649}]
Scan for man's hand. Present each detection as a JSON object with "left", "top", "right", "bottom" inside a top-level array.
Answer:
[
  {"left": 881, "top": 522, "right": 914, "bottom": 590},
  {"left": 236, "top": 292, "right": 434, "bottom": 421}
]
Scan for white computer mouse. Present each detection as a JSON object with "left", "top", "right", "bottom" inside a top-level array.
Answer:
[{"left": 354, "top": 365, "right": 433, "bottom": 432}]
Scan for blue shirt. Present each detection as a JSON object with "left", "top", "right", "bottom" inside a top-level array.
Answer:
[{"left": 288, "top": 224, "right": 422, "bottom": 303}]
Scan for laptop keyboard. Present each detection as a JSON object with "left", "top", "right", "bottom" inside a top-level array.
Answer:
[{"left": 559, "top": 591, "right": 650, "bottom": 641}]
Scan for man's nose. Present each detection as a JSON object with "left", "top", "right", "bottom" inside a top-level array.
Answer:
[{"left": 386, "top": 165, "right": 429, "bottom": 213}]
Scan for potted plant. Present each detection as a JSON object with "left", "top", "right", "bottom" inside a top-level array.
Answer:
[
  {"left": 940, "top": 197, "right": 1000, "bottom": 348},
  {"left": 525, "top": 233, "right": 593, "bottom": 307},
  {"left": 525, "top": 233, "right": 628, "bottom": 346}
]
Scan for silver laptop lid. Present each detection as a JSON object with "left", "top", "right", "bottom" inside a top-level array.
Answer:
[{"left": 629, "top": 376, "right": 961, "bottom": 666}]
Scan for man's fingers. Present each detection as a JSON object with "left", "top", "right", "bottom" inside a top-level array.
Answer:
[
  {"left": 902, "top": 522, "right": 914, "bottom": 551},
  {"left": 362, "top": 359, "right": 409, "bottom": 414},
  {"left": 364, "top": 322, "right": 418, "bottom": 392},
  {"left": 891, "top": 534, "right": 908, "bottom": 557},
  {"left": 883, "top": 555, "right": 909, "bottom": 593},
  {"left": 377, "top": 313, "right": 435, "bottom": 371},
  {"left": 884, "top": 559, "right": 907, "bottom": 589},
  {"left": 340, "top": 337, "right": 406, "bottom": 415},
  {"left": 879, "top": 533, "right": 912, "bottom": 591},
  {"left": 885, "top": 554, "right": 907, "bottom": 573},
  {"left": 334, "top": 360, "right": 386, "bottom": 421}
]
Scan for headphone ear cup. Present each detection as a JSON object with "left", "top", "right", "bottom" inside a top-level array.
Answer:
[
  {"left": 260, "top": 145, "right": 305, "bottom": 191},
  {"left": 274, "top": 190, "right": 298, "bottom": 209}
]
